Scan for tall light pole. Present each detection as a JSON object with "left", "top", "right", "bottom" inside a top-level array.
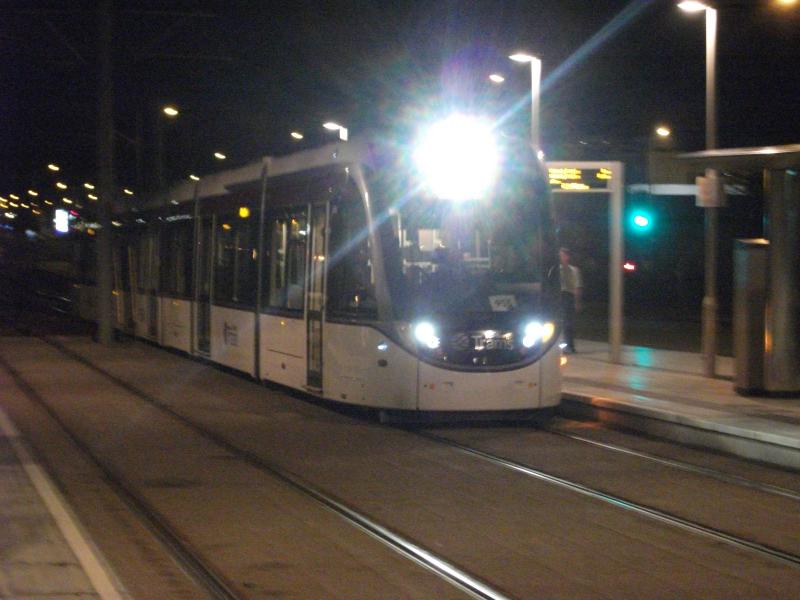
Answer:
[
  {"left": 509, "top": 53, "right": 542, "bottom": 151},
  {"left": 679, "top": 1, "right": 719, "bottom": 377}
]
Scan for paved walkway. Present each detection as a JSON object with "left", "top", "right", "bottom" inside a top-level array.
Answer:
[
  {"left": 562, "top": 339, "right": 800, "bottom": 469},
  {"left": 0, "top": 405, "right": 124, "bottom": 599}
]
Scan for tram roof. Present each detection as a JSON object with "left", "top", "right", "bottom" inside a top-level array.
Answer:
[
  {"left": 679, "top": 144, "right": 800, "bottom": 171},
  {"left": 147, "top": 136, "right": 374, "bottom": 208}
]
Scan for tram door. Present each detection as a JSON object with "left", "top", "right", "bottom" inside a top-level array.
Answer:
[
  {"left": 306, "top": 203, "right": 326, "bottom": 389},
  {"left": 143, "top": 231, "right": 159, "bottom": 339},
  {"left": 195, "top": 216, "right": 213, "bottom": 354}
]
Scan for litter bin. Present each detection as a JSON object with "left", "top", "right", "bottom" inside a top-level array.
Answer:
[{"left": 733, "top": 239, "right": 768, "bottom": 395}]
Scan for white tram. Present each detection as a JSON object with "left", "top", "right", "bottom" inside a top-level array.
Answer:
[{"left": 109, "top": 115, "right": 563, "bottom": 412}]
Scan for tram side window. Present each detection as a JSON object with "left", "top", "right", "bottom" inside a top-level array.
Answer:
[
  {"left": 159, "top": 221, "right": 194, "bottom": 297},
  {"left": 136, "top": 232, "right": 158, "bottom": 292},
  {"left": 327, "top": 196, "right": 377, "bottom": 319},
  {"left": 213, "top": 212, "right": 257, "bottom": 308},
  {"left": 263, "top": 209, "right": 307, "bottom": 312}
]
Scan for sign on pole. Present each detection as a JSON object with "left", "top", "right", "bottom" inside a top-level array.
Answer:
[{"left": 546, "top": 161, "right": 625, "bottom": 364}]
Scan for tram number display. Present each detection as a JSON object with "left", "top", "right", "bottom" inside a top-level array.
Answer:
[
  {"left": 548, "top": 167, "right": 613, "bottom": 191},
  {"left": 489, "top": 295, "right": 517, "bottom": 312}
]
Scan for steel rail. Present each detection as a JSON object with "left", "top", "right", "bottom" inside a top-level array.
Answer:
[
  {"left": 42, "top": 337, "right": 510, "bottom": 600},
  {"left": 542, "top": 424, "right": 800, "bottom": 501},
  {"left": 416, "top": 430, "right": 800, "bottom": 570}
]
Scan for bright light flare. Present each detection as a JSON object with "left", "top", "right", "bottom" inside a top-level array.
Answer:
[
  {"left": 163, "top": 105, "right": 179, "bottom": 117},
  {"left": 489, "top": 73, "right": 505, "bottom": 83},
  {"left": 414, "top": 114, "right": 499, "bottom": 202},
  {"left": 655, "top": 126, "right": 671, "bottom": 138},
  {"left": 623, "top": 261, "right": 637, "bottom": 272}
]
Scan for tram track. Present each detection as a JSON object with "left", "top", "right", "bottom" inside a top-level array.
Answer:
[
  {"left": 540, "top": 422, "right": 800, "bottom": 501},
  {"left": 23, "top": 335, "right": 511, "bottom": 600},
  {"left": 414, "top": 428, "right": 800, "bottom": 570},
  {"left": 10, "top": 329, "right": 800, "bottom": 596},
  {"left": 0, "top": 353, "right": 241, "bottom": 600}
]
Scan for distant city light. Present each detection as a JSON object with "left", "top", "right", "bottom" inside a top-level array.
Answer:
[
  {"left": 56, "top": 182, "right": 67, "bottom": 189},
  {"left": 489, "top": 73, "right": 505, "bottom": 83},
  {"left": 27, "top": 189, "right": 38, "bottom": 196},
  {"left": 87, "top": 194, "right": 98, "bottom": 200},
  {"left": 9, "top": 194, "right": 19, "bottom": 200},
  {"left": 47, "top": 163, "right": 60, "bottom": 172},
  {"left": 290, "top": 131, "right": 304, "bottom": 140},
  {"left": 84, "top": 182, "right": 95, "bottom": 190},
  {"left": 623, "top": 261, "right": 637, "bottom": 272},
  {"left": 655, "top": 126, "right": 671, "bottom": 138},
  {"left": 163, "top": 105, "right": 179, "bottom": 117},
  {"left": 189, "top": 174, "right": 200, "bottom": 181},
  {"left": 238, "top": 206, "right": 250, "bottom": 218},
  {"left": 123, "top": 188, "right": 133, "bottom": 195},
  {"left": 214, "top": 152, "right": 227, "bottom": 160},
  {"left": 62, "top": 197, "right": 73, "bottom": 204}
]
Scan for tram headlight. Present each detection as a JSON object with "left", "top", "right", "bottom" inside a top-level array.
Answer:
[
  {"left": 413, "top": 321, "right": 441, "bottom": 350},
  {"left": 413, "top": 114, "right": 499, "bottom": 202},
  {"left": 522, "top": 320, "right": 555, "bottom": 348}
]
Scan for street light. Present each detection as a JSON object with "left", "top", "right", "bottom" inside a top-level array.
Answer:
[
  {"left": 509, "top": 52, "right": 542, "bottom": 151},
  {"left": 163, "top": 105, "right": 179, "bottom": 118},
  {"left": 488, "top": 73, "right": 505, "bottom": 84},
  {"left": 678, "top": 0, "right": 719, "bottom": 378},
  {"left": 47, "top": 163, "right": 60, "bottom": 172},
  {"left": 655, "top": 125, "right": 671, "bottom": 138},
  {"left": 213, "top": 151, "right": 227, "bottom": 160},
  {"left": 290, "top": 131, "right": 304, "bottom": 140},
  {"left": 323, "top": 122, "right": 348, "bottom": 141}
]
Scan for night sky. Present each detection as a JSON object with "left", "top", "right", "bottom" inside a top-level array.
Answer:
[{"left": 2, "top": 0, "right": 798, "bottom": 197}]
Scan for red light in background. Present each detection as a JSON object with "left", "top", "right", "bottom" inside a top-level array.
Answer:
[{"left": 623, "top": 261, "right": 636, "bottom": 272}]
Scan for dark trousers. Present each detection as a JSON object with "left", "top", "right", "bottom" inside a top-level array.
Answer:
[{"left": 561, "top": 291, "right": 576, "bottom": 351}]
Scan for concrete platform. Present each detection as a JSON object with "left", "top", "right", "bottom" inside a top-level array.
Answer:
[
  {"left": 561, "top": 339, "right": 800, "bottom": 470},
  {"left": 0, "top": 407, "right": 124, "bottom": 599}
]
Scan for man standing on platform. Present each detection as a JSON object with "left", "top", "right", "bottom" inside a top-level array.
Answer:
[{"left": 559, "top": 247, "right": 582, "bottom": 353}]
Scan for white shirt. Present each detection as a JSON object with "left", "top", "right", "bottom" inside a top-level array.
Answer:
[{"left": 560, "top": 264, "right": 582, "bottom": 294}]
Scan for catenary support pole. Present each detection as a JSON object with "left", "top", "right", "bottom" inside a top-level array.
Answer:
[{"left": 95, "top": 0, "right": 114, "bottom": 345}]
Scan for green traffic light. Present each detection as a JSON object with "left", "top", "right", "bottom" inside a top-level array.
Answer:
[{"left": 630, "top": 211, "right": 653, "bottom": 231}]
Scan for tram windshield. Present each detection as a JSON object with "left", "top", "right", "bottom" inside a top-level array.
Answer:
[{"left": 376, "top": 141, "right": 558, "bottom": 321}]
